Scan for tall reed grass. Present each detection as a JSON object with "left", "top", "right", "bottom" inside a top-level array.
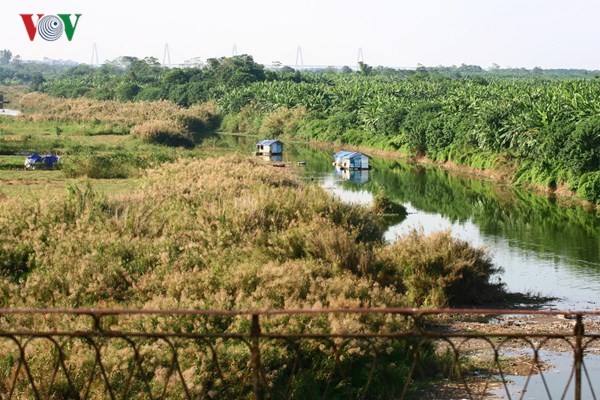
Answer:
[
  {"left": 0, "top": 155, "right": 505, "bottom": 397},
  {"left": 17, "top": 93, "right": 220, "bottom": 140}
]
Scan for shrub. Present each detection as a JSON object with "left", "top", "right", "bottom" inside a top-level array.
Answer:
[
  {"left": 0, "top": 155, "right": 506, "bottom": 397},
  {"left": 564, "top": 116, "right": 600, "bottom": 175},
  {"left": 134, "top": 87, "right": 163, "bottom": 102},
  {"left": 130, "top": 120, "right": 193, "bottom": 147},
  {"left": 399, "top": 102, "right": 443, "bottom": 155},
  {"left": 219, "top": 114, "right": 240, "bottom": 132},
  {"left": 115, "top": 82, "right": 141, "bottom": 101},
  {"left": 259, "top": 106, "right": 307, "bottom": 137},
  {"left": 371, "top": 192, "right": 407, "bottom": 216},
  {"left": 376, "top": 229, "right": 504, "bottom": 307},
  {"left": 61, "top": 153, "right": 136, "bottom": 179},
  {"left": 576, "top": 172, "right": 600, "bottom": 202},
  {"left": 17, "top": 93, "right": 182, "bottom": 131},
  {"left": 175, "top": 101, "right": 220, "bottom": 133},
  {"left": 236, "top": 105, "right": 265, "bottom": 134}
]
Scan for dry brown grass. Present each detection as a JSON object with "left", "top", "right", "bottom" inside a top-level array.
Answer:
[
  {"left": 14, "top": 93, "right": 220, "bottom": 139},
  {"left": 130, "top": 119, "right": 193, "bottom": 146},
  {"left": 18, "top": 92, "right": 181, "bottom": 127},
  {"left": 377, "top": 229, "right": 504, "bottom": 307}
]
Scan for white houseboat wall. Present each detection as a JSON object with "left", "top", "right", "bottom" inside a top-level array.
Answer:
[
  {"left": 256, "top": 139, "right": 284, "bottom": 155},
  {"left": 261, "top": 154, "right": 283, "bottom": 162},
  {"left": 332, "top": 151, "right": 371, "bottom": 170}
]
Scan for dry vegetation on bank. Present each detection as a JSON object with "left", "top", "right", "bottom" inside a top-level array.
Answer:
[
  {"left": 0, "top": 155, "right": 503, "bottom": 310},
  {"left": 15, "top": 92, "right": 220, "bottom": 139},
  {"left": 0, "top": 154, "right": 507, "bottom": 397}
]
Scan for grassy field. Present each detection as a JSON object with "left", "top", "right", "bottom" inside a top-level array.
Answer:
[{"left": 0, "top": 88, "right": 226, "bottom": 200}]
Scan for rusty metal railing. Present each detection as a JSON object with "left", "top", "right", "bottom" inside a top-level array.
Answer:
[{"left": 0, "top": 308, "right": 598, "bottom": 399}]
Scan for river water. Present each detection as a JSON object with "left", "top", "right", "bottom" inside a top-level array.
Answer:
[
  {"left": 219, "top": 135, "right": 600, "bottom": 311},
  {"left": 0, "top": 109, "right": 21, "bottom": 117}
]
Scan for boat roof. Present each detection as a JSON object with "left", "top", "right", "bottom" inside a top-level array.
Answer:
[
  {"left": 333, "top": 151, "right": 353, "bottom": 158},
  {"left": 257, "top": 139, "right": 282, "bottom": 146},
  {"left": 333, "top": 151, "right": 371, "bottom": 159}
]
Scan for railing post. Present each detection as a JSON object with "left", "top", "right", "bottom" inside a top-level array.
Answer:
[
  {"left": 251, "top": 314, "right": 263, "bottom": 400},
  {"left": 574, "top": 313, "right": 584, "bottom": 400}
]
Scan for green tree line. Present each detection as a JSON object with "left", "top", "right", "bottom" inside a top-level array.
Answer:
[{"left": 5, "top": 53, "right": 600, "bottom": 202}]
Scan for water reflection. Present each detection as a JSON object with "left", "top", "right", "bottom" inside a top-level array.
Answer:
[
  {"left": 323, "top": 174, "right": 373, "bottom": 205},
  {"left": 334, "top": 166, "right": 370, "bottom": 184}
]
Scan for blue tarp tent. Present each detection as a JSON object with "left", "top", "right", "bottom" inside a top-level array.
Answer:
[{"left": 24, "top": 153, "right": 60, "bottom": 170}]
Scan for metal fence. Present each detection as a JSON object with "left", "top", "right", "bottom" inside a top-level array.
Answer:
[{"left": 0, "top": 308, "right": 598, "bottom": 399}]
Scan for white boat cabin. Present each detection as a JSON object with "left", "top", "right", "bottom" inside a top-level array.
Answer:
[
  {"left": 333, "top": 151, "right": 371, "bottom": 170},
  {"left": 256, "top": 139, "right": 284, "bottom": 155}
]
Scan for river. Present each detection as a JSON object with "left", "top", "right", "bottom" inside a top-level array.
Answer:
[
  {"left": 0, "top": 108, "right": 21, "bottom": 117},
  {"left": 218, "top": 135, "right": 600, "bottom": 311}
]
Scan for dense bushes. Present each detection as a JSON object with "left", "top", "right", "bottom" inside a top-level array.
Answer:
[
  {"left": 258, "top": 106, "right": 307, "bottom": 137},
  {"left": 577, "top": 172, "right": 600, "bottom": 202},
  {"left": 220, "top": 105, "right": 307, "bottom": 138},
  {"left": 216, "top": 77, "right": 599, "bottom": 202},
  {"left": 16, "top": 93, "right": 221, "bottom": 148},
  {"left": 174, "top": 100, "right": 220, "bottom": 133},
  {"left": 130, "top": 120, "right": 193, "bottom": 147},
  {"left": 61, "top": 150, "right": 176, "bottom": 178}
]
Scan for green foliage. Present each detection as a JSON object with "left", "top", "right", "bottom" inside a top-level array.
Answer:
[
  {"left": 0, "top": 242, "right": 34, "bottom": 280},
  {"left": 565, "top": 116, "right": 600, "bottom": 175},
  {"left": 115, "top": 81, "right": 141, "bottom": 101},
  {"left": 401, "top": 102, "right": 443, "bottom": 154},
  {"left": 358, "top": 61, "right": 373, "bottom": 76},
  {"left": 219, "top": 113, "right": 240, "bottom": 133},
  {"left": 174, "top": 101, "right": 220, "bottom": 134},
  {"left": 61, "top": 152, "right": 137, "bottom": 179},
  {"left": 0, "top": 50, "right": 12, "bottom": 65},
  {"left": 205, "top": 54, "right": 266, "bottom": 87},
  {"left": 258, "top": 107, "right": 307, "bottom": 137},
  {"left": 231, "top": 105, "right": 265, "bottom": 134},
  {"left": 134, "top": 86, "right": 163, "bottom": 101},
  {"left": 576, "top": 172, "right": 600, "bottom": 202},
  {"left": 0, "top": 155, "right": 505, "bottom": 311}
]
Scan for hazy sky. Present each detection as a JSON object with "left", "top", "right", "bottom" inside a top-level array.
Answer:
[{"left": 2, "top": 0, "right": 600, "bottom": 69}]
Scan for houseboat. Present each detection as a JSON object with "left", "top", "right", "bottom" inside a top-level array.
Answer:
[
  {"left": 256, "top": 139, "right": 283, "bottom": 155},
  {"left": 332, "top": 151, "right": 371, "bottom": 170}
]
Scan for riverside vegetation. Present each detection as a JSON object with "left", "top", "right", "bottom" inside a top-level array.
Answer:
[
  {"left": 0, "top": 87, "right": 509, "bottom": 397},
  {"left": 1, "top": 53, "right": 597, "bottom": 203},
  {"left": 0, "top": 153, "right": 505, "bottom": 397},
  {"left": 0, "top": 86, "right": 508, "bottom": 396}
]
